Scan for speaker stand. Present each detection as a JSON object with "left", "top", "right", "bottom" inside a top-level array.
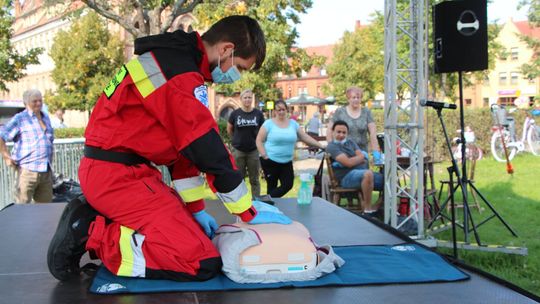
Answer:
[{"left": 428, "top": 71, "right": 518, "bottom": 247}]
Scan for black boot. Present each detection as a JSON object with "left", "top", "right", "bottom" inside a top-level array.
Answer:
[{"left": 47, "top": 195, "right": 98, "bottom": 281}]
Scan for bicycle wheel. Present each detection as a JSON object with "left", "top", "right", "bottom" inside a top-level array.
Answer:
[
  {"left": 491, "top": 132, "right": 517, "bottom": 162},
  {"left": 466, "top": 143, "right": 483, "bottom": 161},
  {"left": 527, "top": 125, "right": 540, "bottom": 156}
]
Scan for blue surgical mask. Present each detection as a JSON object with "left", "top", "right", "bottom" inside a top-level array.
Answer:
[
  {"left": 334, "top": 139, "right": 347, "bottom": 144},
  {"left": 211, "top": 49, "right": 241, "bottom": 84}
]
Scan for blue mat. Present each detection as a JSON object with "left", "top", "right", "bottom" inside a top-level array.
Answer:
[{"left": 89, "top": 243, "right": 469, "bottom": 294}]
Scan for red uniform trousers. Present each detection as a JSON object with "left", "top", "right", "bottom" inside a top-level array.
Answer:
[{"left": 79, "top": 157, "right": 221, "bottom": 281}]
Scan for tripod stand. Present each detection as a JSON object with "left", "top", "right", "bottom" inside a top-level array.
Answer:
[{"left": 427, "top": 71, "right": 518, "bottom": 256}]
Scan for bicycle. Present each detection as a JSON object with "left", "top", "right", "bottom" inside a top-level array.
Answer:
[
  {"left": 490, "top": 104, "right": 540, "bottom": 162},
  {"left": 451, "top": 126, "right": 483, "bottom": 161}
]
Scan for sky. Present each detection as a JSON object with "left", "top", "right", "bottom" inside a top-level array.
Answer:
[{"left": 296, "top": 0, "right": 529, "bottom": 47}]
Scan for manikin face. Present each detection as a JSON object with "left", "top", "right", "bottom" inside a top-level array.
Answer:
[
  {"left": 347, "top": 89, "right": 363, "bottom": 109},
  {"left": 25, "top": 94, "right": 43, "bottom": 115},
  {"left": 333, "top": 125, "right": 348, "bottom": 142},
  {"left": 241, "top": 92, "right": 254, "bottom": 109}
]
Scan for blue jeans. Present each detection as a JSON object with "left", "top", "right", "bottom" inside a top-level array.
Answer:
[{"left": 340, "top": 170, "right": 384, "bottom": 191}]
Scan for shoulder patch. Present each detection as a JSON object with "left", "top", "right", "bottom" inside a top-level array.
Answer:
[
  {"left": 194, "top": 85, "right": 209, "bottom": 107},
  {"left": 103, "top": 66, "right": 127, "bottom": 99}
]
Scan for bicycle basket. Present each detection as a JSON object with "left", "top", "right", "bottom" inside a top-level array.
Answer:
[{"left": 491, "top": 107, "right": 509, "bottom": 125}]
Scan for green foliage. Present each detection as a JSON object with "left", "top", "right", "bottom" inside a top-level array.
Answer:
[
  {"left": 46, "top": 11, "right": 125, "bottom": 112},
  {"left": 518, "top": 0, "right": 540, "bottom": 80},
  {"left": 217, "top": 118, "right": 231, "bottom": 147},
  {"left": 324, "top": 11, "right": 384, "bottom": 102},
  {"left": 53, "top": 127, "right": 85, "bottom": 138},
  {"left": 0, "top": 0, "right": 43, "bottom": 92},
  {"left": 325, "top": 2, "right": 505, "bottom": 102},
  {"left": 370, "top": 107, "right": 530, "bottom": 161},
  {"left": 44, "top": 0, "right": 207, "bottom": 38},
  {"left": 51, "top": 0, "right": 319, "bottom": 103},
  {"left": 193, "top": 0, "right": 321, "bottom": 102}
]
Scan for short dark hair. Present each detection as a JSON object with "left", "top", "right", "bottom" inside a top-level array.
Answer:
[
  {"left": 202, "top": 15, "right": 266, "bottom": 70},
  {"left": 274, "top": 99, "right": 288, "bottom": 110},
  {"left": 332, "top": 120, "right": 349, "bottom": 131}
]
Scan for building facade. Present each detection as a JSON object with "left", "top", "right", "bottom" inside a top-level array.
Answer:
[
  {"left": 274, "top": 44, "right": 334, "bottom": 123},
  {"left": 463, "top": 19, "right": 540, "bottom": 107}
]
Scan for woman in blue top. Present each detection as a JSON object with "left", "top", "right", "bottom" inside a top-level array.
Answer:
[{"left": 256, "top": 100, "right": 324, "bottom": 197}]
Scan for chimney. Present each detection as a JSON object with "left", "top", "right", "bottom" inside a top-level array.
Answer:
[{"left": 355, "top": 20, "right": 361, "bottom": 30}]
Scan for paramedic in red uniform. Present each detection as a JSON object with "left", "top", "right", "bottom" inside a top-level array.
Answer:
[{"left": 47, "top": 15, "right": 291, "bottom": 282}]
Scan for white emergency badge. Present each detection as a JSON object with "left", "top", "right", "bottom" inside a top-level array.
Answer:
[{"left": 194, "top": 85, "right": 209, "bottom": 107}]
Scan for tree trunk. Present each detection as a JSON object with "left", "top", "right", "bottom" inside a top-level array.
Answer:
[{"left": 148, "top": 7, "right": 163, "bottom": 35}]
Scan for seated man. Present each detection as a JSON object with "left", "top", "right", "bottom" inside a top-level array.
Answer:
[{"left": 326, "top": 120, "right": 383, "bottom": 216}]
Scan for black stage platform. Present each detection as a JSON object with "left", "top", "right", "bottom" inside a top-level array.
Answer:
[{"left": 1, "top": 198, "right": 537, "bottom": 304}]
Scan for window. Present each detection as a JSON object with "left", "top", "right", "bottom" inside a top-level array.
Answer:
[
  {"left": 465, "top": 99, "right": 472, "bottom": 105},
  {"left": 499, "top": 72, "right": 507, "bottom": 85},
  {"left": 277, "top": 72, "right": 283, "bottom": 78},
  {"left": 301, "top": 70, "right": 307, "bottom": 77},
  {"left": 510, "top": 72, "right": 519, "bottom": 85},
  {"left": 320, "top": 67, "right": 327, "bottom": 76},
  {"left": 499, "top": 97, "right": 513, "bottom": 106},
  {"left": 316, "top": 86, "right": 321, "bottom": 97},
  {"left": 510, "top": 47, "right": 518, "bottom": 60}
]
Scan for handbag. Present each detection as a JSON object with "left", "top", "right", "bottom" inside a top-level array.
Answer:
[{"left": 312, "top": 157, "right": 325, "bottom": 197}]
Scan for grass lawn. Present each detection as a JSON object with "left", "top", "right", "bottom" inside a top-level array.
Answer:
[
  {"left": 207, "top": 153, "right": 539, "bottom": 296},
  {"left": 430, "top": 153, "right": 540, "bottom": 296}
]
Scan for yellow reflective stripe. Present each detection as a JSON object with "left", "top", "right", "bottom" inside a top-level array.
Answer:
[
  {"left": 125, "top": 59, "right": 155, "bottom": 98},
  {"left": 117, "top": 226, "right": 135, "bottom": 276},
  {"left": 179, "top": 184, "right": 206, "bottom": 202},
  {"left": 222, "top": 191, "right": 252, "bottom": 214}
]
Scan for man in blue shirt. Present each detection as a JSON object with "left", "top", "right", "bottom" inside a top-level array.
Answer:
[
  {"left": 326, "top": 120, "right": 383, "bottom": 216},
  {"left": 0, "top": 89, "right": 54, "bottom": 203}
]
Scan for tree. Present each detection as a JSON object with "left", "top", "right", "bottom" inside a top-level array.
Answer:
[
  {"left": 0, "top": 0, "right": 43, "bottom": 92},
  {"left": 46, "top": 11, "right": 125, "bottom": 112},
  {"left": 193, "top": 0, "right": 324, "bottom": 101},
  {"left": 45, "top": 0, "right": 209, "bottom": 38},
  {"left": 45, "top": 0, "right": 321, "bottom": 102},
  {"left": 518, "top": 0, "right": 540, "bottom": 80},
  {"left": 323, "top": 12, "right": 384, "bottom": 103},
  {"left": 325, "top": 2, "right": 505, "bottom": 104}
]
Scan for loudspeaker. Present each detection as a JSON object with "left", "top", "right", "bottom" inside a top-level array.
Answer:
[{"left": 433, "top": 0, "right": 488, "bottom": 73}]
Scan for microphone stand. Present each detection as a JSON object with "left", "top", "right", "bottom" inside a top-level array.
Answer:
[{"left": 428, "top": 71, "right": 518, "bottom": 247}]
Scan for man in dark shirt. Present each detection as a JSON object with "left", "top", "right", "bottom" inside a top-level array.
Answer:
[
  {"left": 326, "top": 120, "right": 382, "bottom": 216},
  {"left": 227, "top": 89, "right": 265, "bottom": 197}
]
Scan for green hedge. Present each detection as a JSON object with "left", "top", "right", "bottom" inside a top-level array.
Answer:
[
  {"left": 53, "top": 127, "right": 85, "bottom": 139},
  {"left": 53, "top": 110, "right": 528, "bottom": 161},
  {"left": 371, "top": 108, "right": 528, "bottom": 161},
  {"left": 217, "top": 119, "right": 231, "bottom": 147}
]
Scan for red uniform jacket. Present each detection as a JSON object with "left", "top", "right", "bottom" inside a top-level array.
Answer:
[{"left": 84, "top": 31, "right": 256, "bottom": 221}]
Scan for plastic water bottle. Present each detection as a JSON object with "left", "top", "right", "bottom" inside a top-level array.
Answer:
[{"left": 297, "top": 173, "right": 313, "bottom": 205}]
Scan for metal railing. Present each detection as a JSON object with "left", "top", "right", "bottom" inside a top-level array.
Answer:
[{"left": 1, "top": 138, "right": 171, "bottom": 209}]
